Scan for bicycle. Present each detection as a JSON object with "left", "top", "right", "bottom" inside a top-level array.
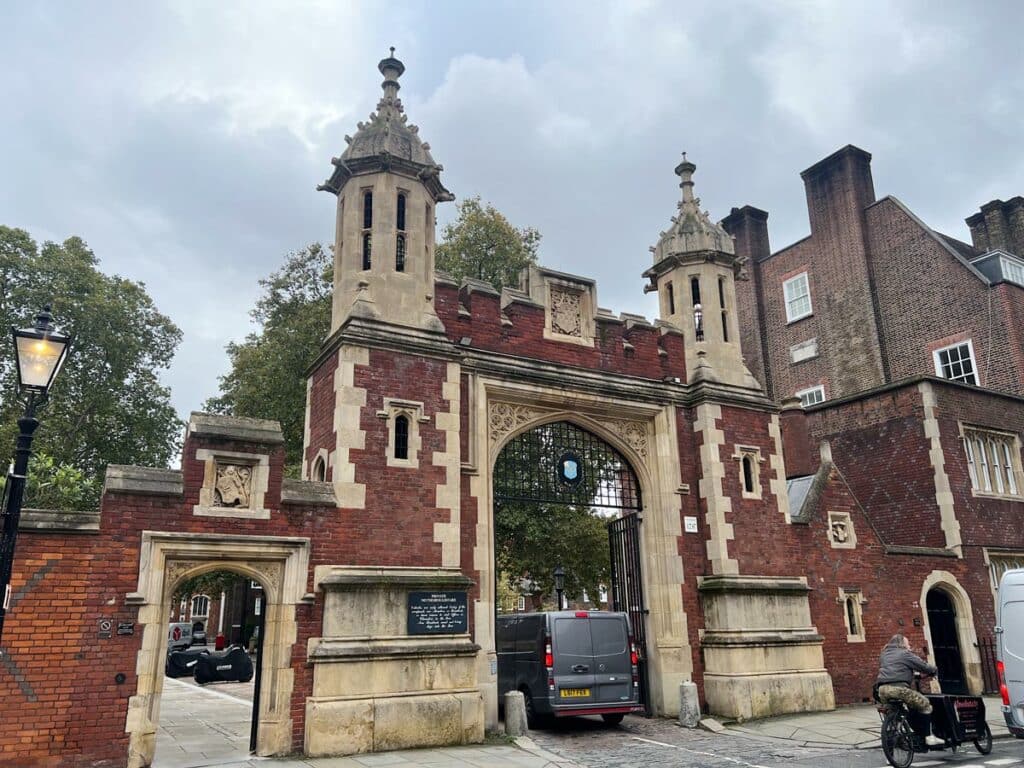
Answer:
[{"left": 876, "top": 681, "right": 993, "bottom": 768}]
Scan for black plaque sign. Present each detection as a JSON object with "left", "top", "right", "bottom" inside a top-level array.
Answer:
[
  {"left": 117, "top": 622, "right": 135, "bottom": 636},
  {"left": 407, "top": 591, "right": 468, "bottom": 635}
]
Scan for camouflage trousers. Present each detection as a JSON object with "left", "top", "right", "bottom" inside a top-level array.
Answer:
[{"left": 879, "top": 684, "right": 933, "bottom": 714}]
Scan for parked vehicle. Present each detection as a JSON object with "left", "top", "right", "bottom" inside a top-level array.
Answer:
[
  {"left": 190, "top": 621, "right": 207, "bottom": 646},
  {"left": 165, "top": 647, "right": 209, "bottom": 678},
  {"left": 496, "top": 610, "right": 642, "bottom": 727},
  {"left": 167, "top": 621, "right": 193, "bottom": 652},
  {"left": 193, "top": 646, "right": 254, "bottom": 685},
  {"left": 997, "top": 567, "right": 1024, "bottom": 737}
]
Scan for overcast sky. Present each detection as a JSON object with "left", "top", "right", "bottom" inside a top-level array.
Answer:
[{"left": 2, "top": 1, "right": 1022, "bottom": 418}]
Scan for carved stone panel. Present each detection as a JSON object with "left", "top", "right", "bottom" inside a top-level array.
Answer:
[
  {"left": 489, "top": 402, "right": 549, "bottom": 446},
  {"left": 827, "top": 511, "right": 856, "bottom": 549},
  {"left": 550, "top": 288, "right": 583, "bottom": 338},
  {"left": 214, "top": 464, "right": 253, "bottom": 508}
]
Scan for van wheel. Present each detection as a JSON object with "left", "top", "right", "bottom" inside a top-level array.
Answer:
[
  {"left": 601, "top": 713, "right": 624, "bottom": 726},
  {"left": 522, "top": 689, "right": 539, "bottom": 729}
]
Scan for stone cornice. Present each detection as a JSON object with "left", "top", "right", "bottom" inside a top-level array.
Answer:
[{"left": 18, "top": 508, "right": 100, "bottom": 534}]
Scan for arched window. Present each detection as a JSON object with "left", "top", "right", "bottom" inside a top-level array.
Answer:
[
  {"left": 362, "top": 233, "right": 372, "bottom": 270},
  {"left": 742, "top": 455, "right": 755, "bottom": 494},
  {"left": 394, "top": 415, "right": 409, "bottom": 460},
  {"left": 396, "top": 234, "right": 406, "bottom": 272},
  {"left": 363, "top": 190, "right": 373, "bottom": 229},
  {"left": 666, "top": 282, "right": 675, "bottom": 315},
  {"left": 397, "top": 193, "right": 406, "bottom": 231},
  {"left": 846, "top": 597, "right": 859, "bottom": 636},
  {"left": 312, "top": 456, "right": 326, "bottom": 482},
  {"left": 191, "top": 594, "right": 210, "bottom": 618}
]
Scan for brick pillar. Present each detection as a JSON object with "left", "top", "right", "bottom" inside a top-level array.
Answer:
[
  {"left": 779, "top": 397, "right": 816, "bottom": 478},
  {"left": 722, "top": 205, "right": 771, "bottom": 394}
]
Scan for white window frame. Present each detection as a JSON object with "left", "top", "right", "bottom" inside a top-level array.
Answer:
[
  {"left": 783, "top": 272, "right": 812, "bottom": 323},
  {"left": 191, "top": 594, "right": 210, "bottom": 618},
  {"left": 932, "top": 340, "right": 978, "bottom": 385},
  {"left": 796, "top": 385, "right": 826, "bottom": 408},
  {"left": 961, "top": 425, "right": 1023, "bottom": 501},
  {"left": 837, "top": 588, "right": 865, "bottom": 643},
  {"left": 1001, "top": 256, "right": 1024, "bottom": 286}
]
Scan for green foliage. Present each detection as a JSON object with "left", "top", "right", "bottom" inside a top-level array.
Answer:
[
  {"left": 172, "top": 569, "right": 246, "bottom": 605},
  {"left": 0, "top": 226, "right": 183, "bottom": 508},
  {"left": 435, "top": 196, "right": 540, "bottom": 291},
  {"left": 205, "top": 243, "right": 332, "bottom": 471},
  {"left": 0, "top": 452, "right": 98, "bottom": 511}
]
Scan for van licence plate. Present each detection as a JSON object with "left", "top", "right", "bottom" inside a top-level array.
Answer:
[{"left": 560, "top": 688, "right": 590, "bottom": 698}]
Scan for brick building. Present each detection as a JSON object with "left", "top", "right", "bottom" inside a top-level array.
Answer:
[
  {"left": 1, "top": 54, "right": 1021, "bottom": 768},
  {"left": 724, "top": 144, "right": 1024, "bottom": 406}
]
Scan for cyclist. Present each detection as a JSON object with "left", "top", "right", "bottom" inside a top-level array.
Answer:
[{"left": 876, "top": 633, "right": 943, "bottom": 747}]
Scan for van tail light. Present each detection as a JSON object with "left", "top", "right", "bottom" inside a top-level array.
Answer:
[
  {"left": 575, "top": 611, "right": 589, "bottom": 618},
  {"left": 630, "top": 637, "right": 639, "bottom": 666},
  {"left": 544, "top": 638, "right": 553, "bottom": 670},
  {"left": 998, "top": 660, "right": 1010, "bottom": 706}
]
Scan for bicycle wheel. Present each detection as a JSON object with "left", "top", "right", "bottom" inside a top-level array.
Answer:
[
  {"left": 974, "top": 722, "right": 993, "bottom": 755},
  {"left": 881, "top": 710, "right": 915, "bottom": 768}
]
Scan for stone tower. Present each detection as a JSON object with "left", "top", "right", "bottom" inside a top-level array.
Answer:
[
  {"left": 319, "top": 49, "right": 454, "bottom": 334},
  {"left": 644, "top": 156, "right": 760, "bottom": 390}
]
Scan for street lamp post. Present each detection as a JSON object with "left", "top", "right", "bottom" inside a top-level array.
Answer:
[
  {"left": 0, "top": 307, "right": 71, "bottom": 648},
  {"left": 553, "top": 565, "right": 565, "bottom": 611}
]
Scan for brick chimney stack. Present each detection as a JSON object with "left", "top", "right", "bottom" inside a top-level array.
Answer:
[
  {"left": 778, "top": 397, "right": 816, "bottom": 479},
  {"left": 966, "top": 197, "right": 1024, "bottom": 258},
  {"left": 721, "top": 205, "right": 771, "bottom": 394}
]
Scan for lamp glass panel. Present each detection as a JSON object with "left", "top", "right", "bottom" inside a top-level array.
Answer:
[{"left": 15, "top": 334, "right": 67, "bottom": 389}]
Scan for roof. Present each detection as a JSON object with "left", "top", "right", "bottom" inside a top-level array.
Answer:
[
  {"left": 936, "top": 232, "right": 982, "bottom": 261},
  {"left": 650, "top": 156, "right": 736, "bottom": 267}
]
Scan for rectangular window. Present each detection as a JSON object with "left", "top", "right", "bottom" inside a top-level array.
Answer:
[
  {"left": 666, "top": 282, "right": 675, "bottom": 315},
  {"left": 963, "top": 427, "right": 1022, "bottom": 499},
  {"left": 933, "top": 340, "right": 978, "bottom": 385},
  {"left": 1002, "top": 256, "right": 1024, "bottom": 286},
  {"left": 783, "top": 272, "right": 812, "bottom": 322},
  {"left": 796, "top": 385, "right": 825, "bottom": 407}
]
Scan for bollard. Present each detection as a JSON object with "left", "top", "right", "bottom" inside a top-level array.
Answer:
[
  {"left": 678, "top": 681, "right": 701, "bottom": 728},
  {"left": 504, "top": 691, "right": 528, "bottom": 736}
]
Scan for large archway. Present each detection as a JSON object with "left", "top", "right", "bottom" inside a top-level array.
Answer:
[{"left": 919, "top": 570, "right": 983, "bottom": 696}]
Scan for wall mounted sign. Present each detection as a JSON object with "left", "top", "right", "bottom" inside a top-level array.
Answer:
[
  {"left": 97, "top": 618, "right": 112, "bottom": 639},
  {"left": 117, "top": 622, "right": 135, "bottom": 636},
  {"left": 684, "top": 516, "right": 698, "bottom": 533},
  {"left": 407, "top": 591, "right": 468, "bottom": 635}
]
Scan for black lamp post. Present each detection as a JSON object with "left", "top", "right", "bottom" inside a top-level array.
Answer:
[
  {"left": 553, "top": 565, "right": 565, "bottom": 611},
  {"left": 0, "top": 307, "right": 71, "bottom": 648}
]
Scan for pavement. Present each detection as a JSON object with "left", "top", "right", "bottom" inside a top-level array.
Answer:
[
  {"left": 726, "top": 696, "right": 1011, "bottom": 749},
  {"left": 155, "top": 675, "right": 1020, "bottom": 768}
]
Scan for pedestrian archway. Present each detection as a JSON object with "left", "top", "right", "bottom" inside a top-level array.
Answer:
[
  {"left": 926, "top": 588, "right": 966, "bottom": 694},
  {"left": 920, "top": 570, "right": 983, "bottom": 695}
]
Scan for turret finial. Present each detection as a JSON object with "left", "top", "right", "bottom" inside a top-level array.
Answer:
[{"left": 379, "top": 47, "right": 405, "bottom": 99}]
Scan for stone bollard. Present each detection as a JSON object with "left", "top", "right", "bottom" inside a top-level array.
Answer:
[
  {"left": 504, "top": 691, "right": 528, "bottom": 737},
  {"left": 678, "top": 681, "right": 701, "bottom": 728}
]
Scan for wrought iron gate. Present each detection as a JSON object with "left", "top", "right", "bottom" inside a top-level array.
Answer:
[{"left": 608, "top": 512, "right": 651, "bottom": 714}]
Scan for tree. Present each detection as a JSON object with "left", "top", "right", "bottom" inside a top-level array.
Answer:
[
  {"left": 435, "top": 196, "right": 541, "bottom": 291},
  {"left": 0, "top": 227, "right": 182, "bottom": 507},
  {"left": 205, "top": 243, "right": 332, "bottom": 470},
  {"left": 0, "top": 453, "right": 98, "bottom": 511}
]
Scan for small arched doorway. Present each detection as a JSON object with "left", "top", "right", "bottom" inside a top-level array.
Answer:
[{"left": 926, "top": 588, "right": 967, "bottom": 695}]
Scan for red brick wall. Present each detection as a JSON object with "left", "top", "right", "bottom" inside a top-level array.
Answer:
[
  {"left": 864, "top": 198, "right": 1023, "bottom": 396},
  {"left": 304, "top": 351, "right": 338, "bottom": 479}
]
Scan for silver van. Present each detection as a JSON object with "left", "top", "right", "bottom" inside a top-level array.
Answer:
[
  {"left": 998, "top": 567, "right": 1024, "bottom": 737},
  {"left": 496, "top": 610, "right": 642, "bottom": 727}
]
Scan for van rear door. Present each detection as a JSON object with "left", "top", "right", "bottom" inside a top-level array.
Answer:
[
  {"left": 552, "top": 614, "right": 596, "bottom": 706},
  {"left": 589, "top": 613, "right": 634, "bottom": 705}
]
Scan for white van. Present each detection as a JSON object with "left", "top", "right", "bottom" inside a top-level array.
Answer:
[
  {"left": 997, "top": 567, "right": 1024, "bottom": 737},
  {"left": 167, "top": 621, "right": 193, "bottom": 652}
]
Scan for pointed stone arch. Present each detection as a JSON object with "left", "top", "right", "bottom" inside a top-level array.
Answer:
[
  {"left": 919, "top": 570, "right": 983, "bottom": 695},
  {"left": 124, "top": 532, "right": 312, "bottom": 767},
  {"left": 468, "top": 378, "right": 692, "bottom": 725}
]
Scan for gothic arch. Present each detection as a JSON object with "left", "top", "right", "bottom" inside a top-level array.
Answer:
[
  {"left": 124, "top": 532, "right": 311, "bottom": 768},
  {"left": 470, "top": 379, "right": 692, "bottom": 723},
  {"left": 919, "top": 570, "right": 983, "bottom": 695}
]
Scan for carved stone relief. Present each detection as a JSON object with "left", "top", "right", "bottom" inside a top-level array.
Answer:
[
  {"left": 488, "top": 402, "right": 548, "bottom": 446},
  {"left": 827, "top": 511, "right": 856, "bottom": 549},
  {"left": 550, "top": 288, "right": 583, "bottom": 337},
  {"left": 607, "top": 419, "right": 649, "bottom": 460},
  {"left": 214, "top": 464, "right": 253, "bottom": 508}
]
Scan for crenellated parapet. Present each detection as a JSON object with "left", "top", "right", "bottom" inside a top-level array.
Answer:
[{"left": 433, "top": 268, "right": 687, "bottom": 382}]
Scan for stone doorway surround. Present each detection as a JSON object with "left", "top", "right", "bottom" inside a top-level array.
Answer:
[
  {"left": 467, "top": 377, "right": 692, "bottom": 725},
  {"left": 919, "top": 570, "right": 983, "bottom": 695},
  {"left": 124, "top": 531, "right": 312, "bottom": 768}
]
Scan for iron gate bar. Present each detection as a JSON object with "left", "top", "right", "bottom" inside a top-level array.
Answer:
[
  {"left": 493, "top": 421, "right": 642, "bottom": 510},
  {"left": 608, "top": 512, "right": 651, "bottom": 715}
]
